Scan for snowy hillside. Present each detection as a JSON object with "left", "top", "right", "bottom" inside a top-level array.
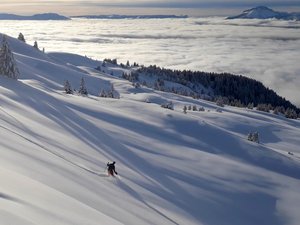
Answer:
[
  {"left": 1, "top": 33, "right": 300, "bottom": 225},
  {"left": 227, "top": 6, "right": 300, "bottom": 20}
]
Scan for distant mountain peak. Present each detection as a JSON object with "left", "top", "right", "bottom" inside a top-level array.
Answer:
[
  {"left": 0, "top": 13, "right": 70, "bottom": 20},
  {"left": 246, "top": 6, "right": 273, "bottom": 11},
  {"left": 227, "top": 6, "right": 300, "bottom": 20}
]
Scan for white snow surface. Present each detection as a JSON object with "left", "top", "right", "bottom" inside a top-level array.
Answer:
[{"left": 1, "top": 34, "right": 300, "bottom": 225}]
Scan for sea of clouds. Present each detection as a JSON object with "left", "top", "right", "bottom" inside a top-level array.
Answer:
[{"left": 1, "top": 17, "right": 300, "bottom": 106}]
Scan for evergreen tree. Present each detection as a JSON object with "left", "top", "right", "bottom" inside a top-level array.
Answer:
[
  {"left": 256, "top": 104, "right": 270, "bottom": 112},
  {"left": 78, "top": 77, "right": 88, "bottom": 95},
  {"left": 248, "top": 132, "right": 259, "bottom": 143},
  {"left": 183, "top": 105, "right": 187, "bottom": 114},
  {"left": 199, "top": 106, "right": 205, "bottom": 112},
  {"left": 64, "top": 80, "right": 73, "bottom": 94},
  {"left": 18, "top": 33, "right": 26, "bottom": 42},
  {"left": 0, "top": 35, "right": 20, "bottom": 79},
  {"left": 33, "top": 41, "right": 39, "bottom": 50},
  {"left": 247, "top": 103, "right": 254, "bottom": 109},
  {"left": 161, "top": 101, "right": 174, "bottom": 110},
  {"left": 285, "top": 108, "right": 298, "bottom": 119},
  {"left": 216, "top": 97, "right": 224, "bottom": 107},
  {"left": 107, "top": 84, "right": 115, "bottom": 98},
  {"left": 99, "top": 89, "right": 107, "bottom": 97}
]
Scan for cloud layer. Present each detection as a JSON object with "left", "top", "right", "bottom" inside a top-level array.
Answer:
[{"left": 1, "top": 18, "right": 300, "bottom": 106}]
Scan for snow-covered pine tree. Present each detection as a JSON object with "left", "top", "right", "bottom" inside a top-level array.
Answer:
[
  {"left": 285, "top": 108, "right": 298, "bottom": 119},
  {"left": 99, "top": 89, "right": 107, "bottom": 97},
  {"left": 248, "top": 132, "right": 259, "bottom": 143},
  {"left": 33, "top": 41, "right": 39, "bottom": 50},
  {"left": 247, "top": 103, "right": 254, "bottom": 109},
  {"left": 216, "top": 97, "right": 225, "bottom": 107},
  {"left": 161, "top": 101, "right": 174, "bottom": 110},
  {"left": 107, "top": 84, "right": 115, "bottom": 98},
  {"left": 64, "top": 80, "right": 73, "bottom": 94},
  {"left": 0, "top": 35, "right": 20, "bottom": 79},
  {"left": 78, "top": 77, "right": 88, "bottom": 95},
  {"left": 252, "top": 132, "right": 259, "bottom": 143},
  {"left": 183, "top": 105, "right": 187, "bottom": 114},
  {"left": 18, "top": 33, "right": 26, "bottom": 42},
  {"left": 199, "top": 106, "right": 205, "bottom": 112}
]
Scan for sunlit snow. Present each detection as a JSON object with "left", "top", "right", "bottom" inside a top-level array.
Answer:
[{"left": 1, "top": 33, "right": 300, "bottom": 225}]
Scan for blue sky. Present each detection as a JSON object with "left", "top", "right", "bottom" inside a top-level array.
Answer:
[{"left": 1, "top": 0, "right": 300, "bottom": 16}]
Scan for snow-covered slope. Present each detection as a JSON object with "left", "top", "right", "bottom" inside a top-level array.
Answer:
[
  {"left": 1, "top": 34, "right": 300, "bottom": 225},
  {"left": 227, "top": 6, "right": 300, "bottom": 20}
]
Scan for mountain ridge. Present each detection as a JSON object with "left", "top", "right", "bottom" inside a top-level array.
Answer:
[
  {"left": 227, "top": 6, "right": 300, "bottom": 20},
  {"left": 0, "top": 13, "right": 70, "bottom": 20}
]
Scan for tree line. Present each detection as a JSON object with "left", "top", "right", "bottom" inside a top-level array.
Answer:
[{"left": 126, "top": 64, "right": 299, "bottom": 118}]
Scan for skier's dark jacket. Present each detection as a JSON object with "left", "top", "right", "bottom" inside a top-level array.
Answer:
[{"left": 107, "top": 162, "right": 117, "bottom": 175}]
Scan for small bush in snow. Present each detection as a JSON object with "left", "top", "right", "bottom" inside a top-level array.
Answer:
[
  {"left": 192, "top": 105, "right": 198, "bottom": 111},
  {"left": 248, "top": 132, "right": 259, "bottom": 143},
  {"left": 216, "top": 108, "right": 223, "bottom": 113},
  {"left": 188, "top": 105, "right": 192, "bottom": 111},
  {"left": 133, "top": 82, "right": 141, "bottom": 88},
  {"left": 183, "top": 105, "right": 187, "bottom": 114},
  {"left": 99, "top": 90, "right": 107, "bottom": 98},
  {"left": 18, "top": 33, "right": 26, "bottom": 42},
  {"left": 99, "top": 84, "right": 119, "bottom": 99},
  {"left": 199, "top": 107, "right": 205, "bottom": 112},
  {"left": 64, "top": 80, "right": 73, "bottom": 94},
  {"left": 33, "top": 41, "right": 39, "bottom": 50},
  {"left": 161, "top": 101, "right": 174, "bottom": 110}
]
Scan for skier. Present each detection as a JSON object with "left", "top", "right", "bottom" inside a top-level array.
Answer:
[{"left": 107, "top": 161, "right": 118, "bottom": 176}]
